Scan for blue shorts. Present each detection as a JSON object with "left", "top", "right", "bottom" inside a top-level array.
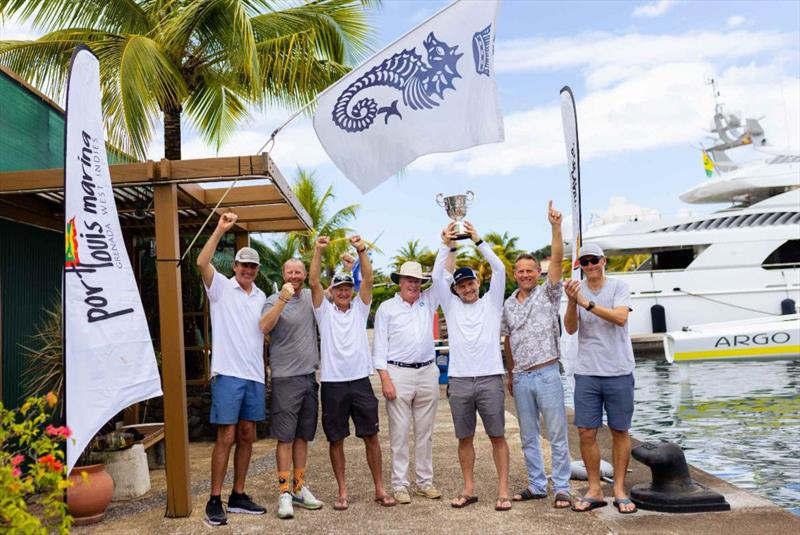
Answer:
[
  {"left": 210, "top": 375, "right": 266, "bottom": 424},
  {"left": 573, "top": 374, "right": 634, "bottom": 431}
]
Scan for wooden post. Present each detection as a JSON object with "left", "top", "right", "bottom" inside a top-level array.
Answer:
[
  {"left": 234, "top": 231, "right": 250, "bottom": 251},
  {"left": 153, "top": 183, "right": 192, "bottom": 517}
]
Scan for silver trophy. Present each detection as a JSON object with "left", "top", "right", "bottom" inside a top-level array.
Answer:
[{"left": 436, "top": 191, "right": 475, "bottom": 240}]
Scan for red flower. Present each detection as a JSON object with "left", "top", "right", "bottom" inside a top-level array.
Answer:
[
  {"left": 37, "top": 454, "right": 63, "bottom": 472},
  {"left": 11, "top": 467, "right": 21, "bottom": 478},
  {"left": 45, "top": 425, "right": 72, "bottom": 438},
  {"left": 11, "top": 455, "right": 24, "bottom": 467}
]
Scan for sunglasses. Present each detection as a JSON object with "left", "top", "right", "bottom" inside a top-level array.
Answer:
[{"left": 579, "top": 257, "right": 601, "bottom": 267}]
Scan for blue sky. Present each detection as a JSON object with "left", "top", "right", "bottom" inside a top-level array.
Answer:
[{"left": 3, "top": 0, "right": 799, "bottom": 271}]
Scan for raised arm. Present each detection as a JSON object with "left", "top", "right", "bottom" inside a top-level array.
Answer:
[
  {"left": 564, "top": 280, "right": 580, "bottom": 334},
  {"left": 432, "top": 224, "right": 457, "bottom": 303},
  {"left": 351, "top": 234, "right": 373, "bottom": 305},
  {"left": 465, "top": 221, "right": 505, "bottom": 304},
  {"left": 564, "top": 278, "right": 630, "bottom": 331},
  {"left": 259, "top": 283, "right": 295, "bottom": 334},
  {"left": 196, "top": 212, "right": 237, "bottom": 287},
  {"left": 547, "top": 201, "right": 564, "bottom": 285},
  {"left": 310, "top": 236, "right": 329, "bottom": 308}
]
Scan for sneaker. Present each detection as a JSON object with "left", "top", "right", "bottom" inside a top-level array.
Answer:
[
  {"left": 415, "top": 484, "right": 442, "bottom": 499},
  {"left": 227, "top": 492, "right": 267, "bottom": 515},
  {"left": 277, "top": 492, "right": 294, "bottom": 519},
  {"left": 204, "top": 498, "right": 227, "bottom": 526},
  {"left": 292, "top": 485, "right": 324, "bottom": 510},
  {"left": 394, "top": 487, "right": 412, "bottom": 504}
]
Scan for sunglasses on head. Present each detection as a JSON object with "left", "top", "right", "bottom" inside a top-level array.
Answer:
[{"left": 579, "top": 256, "right": 601, "bottom": 267}]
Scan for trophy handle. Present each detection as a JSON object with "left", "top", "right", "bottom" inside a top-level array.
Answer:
[
  {"left": 435, "top": 193, "right": 444, "bottom": 207},
  {"left": 465, "top": 190, "right": 475, "bottom": 204}
]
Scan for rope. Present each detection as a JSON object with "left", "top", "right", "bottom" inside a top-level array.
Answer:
[{"left": 674, "top": 288, "right": 783, "bottom": 316}]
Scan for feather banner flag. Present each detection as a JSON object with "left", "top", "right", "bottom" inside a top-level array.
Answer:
[
  {"left": 63, "top": 46, "right": 162, "bottom": 473},
  {"left": 313, "top": 0, "right": 504, "bottom": 193}
]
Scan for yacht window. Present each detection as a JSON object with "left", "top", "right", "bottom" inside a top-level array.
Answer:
[
  {"left": 790, "top": 213, "right": 800, "bottom": 225},
  {"left": 764, "top": 212, "right": 783, "bottom": 225},
  {"left": 752, "top": 213, "right": 770, "bottom": 225},
  {"left": 762, "top": 240, "right": 800, "bottom": 269},
  {"left": 650, "top": 248, "right": 696, "bottom": 270},
  {"left": 708, "top": 217, "right": 726, "bottom": 229}
]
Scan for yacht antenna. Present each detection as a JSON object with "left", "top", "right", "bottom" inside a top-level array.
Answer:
[{"left": 706, "top": 78, "right": 722, "bottom": 112}]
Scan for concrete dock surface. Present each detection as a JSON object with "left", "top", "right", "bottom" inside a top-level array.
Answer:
[{"left": 76, "top": 375, "right": 799, "bottom": 534}]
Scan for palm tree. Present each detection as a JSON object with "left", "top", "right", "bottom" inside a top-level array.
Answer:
[
  {"left": 392, "top": 239, "right": 435, "bottom": 271},
  {"left": 0, "top": 0, "right": 378, "bottom": 159},
  {"left": 289, "top": 168, "right": 359, "bottom": 279}
]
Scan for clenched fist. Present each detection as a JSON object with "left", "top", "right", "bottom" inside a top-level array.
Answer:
[{"left": 280, "top": 282, "right": 295, "bottom": 301}]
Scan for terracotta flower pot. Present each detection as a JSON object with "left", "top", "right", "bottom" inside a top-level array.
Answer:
[{"left": 67, "top": 463, "right": 114, "bottom": 526}]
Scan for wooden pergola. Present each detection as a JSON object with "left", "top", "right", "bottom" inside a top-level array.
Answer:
[{"left": 0, "top": 153, "right": 311, "bottom": 517}]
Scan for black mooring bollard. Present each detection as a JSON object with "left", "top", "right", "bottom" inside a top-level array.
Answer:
[{"left": 631, "top": 441, "right": 730, "bottom": 513}]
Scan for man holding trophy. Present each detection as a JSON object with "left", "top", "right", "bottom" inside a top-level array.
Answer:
[{"left": 432, "top": 202, "right": 512, "bottom": 512}]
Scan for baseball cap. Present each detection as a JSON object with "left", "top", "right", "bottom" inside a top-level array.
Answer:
[
  {"left": 579, "top": 243, "right": 604, "bottom": 258},
  {"left": 234, "top": 247, "right": 260, "bottom": 265},
  {"left": 330, "top": 271, "right": 355, "bottom": 288},
  {"left": 450, "top": 267, "right": 477, "bottom": 295}
]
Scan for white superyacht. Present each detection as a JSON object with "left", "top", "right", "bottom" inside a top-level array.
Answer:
[{"left": 569, "top": 96, "right": 800, "bottom": 343}]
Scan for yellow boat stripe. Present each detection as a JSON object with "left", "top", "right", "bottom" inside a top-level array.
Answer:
[{"left": 673, "top": 345, "right": 800, "bottom": 361}]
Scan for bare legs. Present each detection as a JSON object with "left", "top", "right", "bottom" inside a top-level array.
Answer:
[
  {"left": 574, "top": 426, "right": 633, "bottom": 511},
  {"left": 451, "top": 435, "right": 510, "bottom": 506},
  {"left": 210, "top": 420, "right": 256, "bottom": 496}
]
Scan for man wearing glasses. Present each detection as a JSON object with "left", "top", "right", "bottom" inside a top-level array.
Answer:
[{"left": 563, "top": 243, "right": 637, "bottom": 514}]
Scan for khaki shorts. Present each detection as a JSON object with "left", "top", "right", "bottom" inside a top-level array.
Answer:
[{"left": 447, "top": 375, "right": 505, "bottom": 439}]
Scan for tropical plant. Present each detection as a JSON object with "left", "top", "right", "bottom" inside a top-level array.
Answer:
[
  {"left": 0, "top": 393, "right": 73, "bottom": 533},
  {"left": 392, "top": 239, "right": 435, "bottom": 271},
  {"left": 250, "top": 236, "right": 298, "bottom": 292},
  {"left": 289, "top": 168, "right": 360, "bottom": 280},
  {"left": 20, "top": 299, "right": 62, "bottom": 405},
  {"left": 0, "top": 0, "right": 378, "bottom": 160}
]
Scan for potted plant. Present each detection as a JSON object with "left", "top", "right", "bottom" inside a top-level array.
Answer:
[{"left": 19, "top": 299, "right": 114, "bottom": 525}]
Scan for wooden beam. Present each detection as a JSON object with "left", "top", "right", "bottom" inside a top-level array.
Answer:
[
  {"left": 0, "top": 197, "right": 60, "bottom": 231},
  {"left": 243, "top": 220, "right": 310, "bottom": 232},
  {"left": 199, "top": 184, "right": 284, "bottom": 206},
  {"left": 0, "top": 154, "right": 271, "bottom": 193},
  {"left": 234, "top": 232, "right": 249, "bottom": 251},
  {"left": 153, "top": 184, "right": 192, "bottom": 517}
]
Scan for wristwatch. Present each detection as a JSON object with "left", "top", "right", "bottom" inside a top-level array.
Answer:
[{"left": 585, "top": 300, "right": 596, "bottom": 311}]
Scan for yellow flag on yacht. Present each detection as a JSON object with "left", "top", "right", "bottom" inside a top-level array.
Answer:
[{"left": 702, "top": 151, "right": 714, "bottom": 177}]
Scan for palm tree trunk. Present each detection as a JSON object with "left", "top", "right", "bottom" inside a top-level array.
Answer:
[{"left": 164, "top": 105, "right": 182, "bottom": 160}]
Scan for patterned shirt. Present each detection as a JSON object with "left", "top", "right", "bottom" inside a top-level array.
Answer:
[{"left": 501, "top": 280, "right": 562, "bottom": 373}]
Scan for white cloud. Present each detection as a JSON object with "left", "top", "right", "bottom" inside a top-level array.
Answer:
[
  {"left": 589, "top": 197, "right": 662, "bottom": 226},
  {"left": 727, "top": 15, "right": 747, "bottom": 28},
  {"left": 495, "top": 30, "right": 791, "bottom": 76},
  {"left": 633, "top": 0, "right": 679, "bottom": 19},
  {"left": 0, "top": 15, "right": 43, "bottom": 40}
]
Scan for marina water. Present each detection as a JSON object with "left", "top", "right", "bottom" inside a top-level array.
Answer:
[{"left": 563, "top": 358, "right": 800, "bottom": 515}]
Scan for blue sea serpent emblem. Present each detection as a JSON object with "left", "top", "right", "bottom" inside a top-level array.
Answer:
[
  {"left": 331, "top": 32, "right": 463, "bottom": 133},
  {"left": 472, "top": 24, "right": 492, "bottom": 76}
]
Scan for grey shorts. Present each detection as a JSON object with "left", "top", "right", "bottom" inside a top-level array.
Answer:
[
  {"left": 447, "top": 375, "right": 505, "bottom": 439},
  {"left": 270, "top": 373, "right": 319, "bottom": 443}
]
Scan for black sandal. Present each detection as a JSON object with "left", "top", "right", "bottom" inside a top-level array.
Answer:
[{"left": 513, "top": 488, "right": 547, "bottom": 501}]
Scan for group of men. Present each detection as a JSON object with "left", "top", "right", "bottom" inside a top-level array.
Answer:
[{"left": 196, "top": 201, "right": 637, "bottom": 527}]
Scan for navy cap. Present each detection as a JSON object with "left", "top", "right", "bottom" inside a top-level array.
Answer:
[{"left": 450, "top": 267, "right": 478, "bottom": 295}]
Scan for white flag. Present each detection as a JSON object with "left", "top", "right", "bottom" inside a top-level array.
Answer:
[
  {"left": 64, "top": 46, "right": 162, "bottom": 473},
  {"left": 313, "top": 0, "right": 504, "bottom": 193},
  {"left": 559, "top": 86, "right": 582, "bottom": 388}
]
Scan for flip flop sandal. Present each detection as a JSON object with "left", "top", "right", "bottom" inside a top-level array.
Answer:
[
  {"left": 513, "top": 488, "right": 547, "bottom": 501},
  {"left": 571, "top": 497, "right": 607, "bottom": 512},
  {"left": 554, "top": 492, "right": 574, "bottom": 509},
  {"left": 333, "top": 496, "right": 349, "bottom": 511},
  {"left": 495, "top": 497, "right": 512, "bottom": 511},
  {"left": 613, "top": 498, "right": 638, "bottom": 514},
  {"left": 450, "top": 494, "right": 479, "bottom": 508},
  {"left": 374, "top": 495, "right": 397, "bottom": 507}
]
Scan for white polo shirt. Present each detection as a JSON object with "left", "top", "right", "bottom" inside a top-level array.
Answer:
[
  {"left": 313, "top": 295, "right": 372, "bottom": 382},
  {"left": 204, "top": 268, "right": 267, "bottom": 383},
  {"left": 372, "top": 290, "right": 439, "bottom": 370},
  {"left": 432, "top": 242, "right": 506, "bottom": 378}
]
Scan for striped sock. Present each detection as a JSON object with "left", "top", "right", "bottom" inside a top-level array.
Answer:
[
  {"left": 278, "top": 471, "right": 290, "bottom": 494},
  {"left": 292, "top": 467, "right": 305, "bottom": 494}
]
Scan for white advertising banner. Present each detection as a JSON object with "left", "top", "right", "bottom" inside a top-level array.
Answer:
[
  {"left": 64, "top": 45, "right": 162, "bottom": 473},
  {"left": 313, "top": 0, "right": 504, "bottom": 193},
  {"left": 559, "top": 86, "right": 582, "bottom": 385}
]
